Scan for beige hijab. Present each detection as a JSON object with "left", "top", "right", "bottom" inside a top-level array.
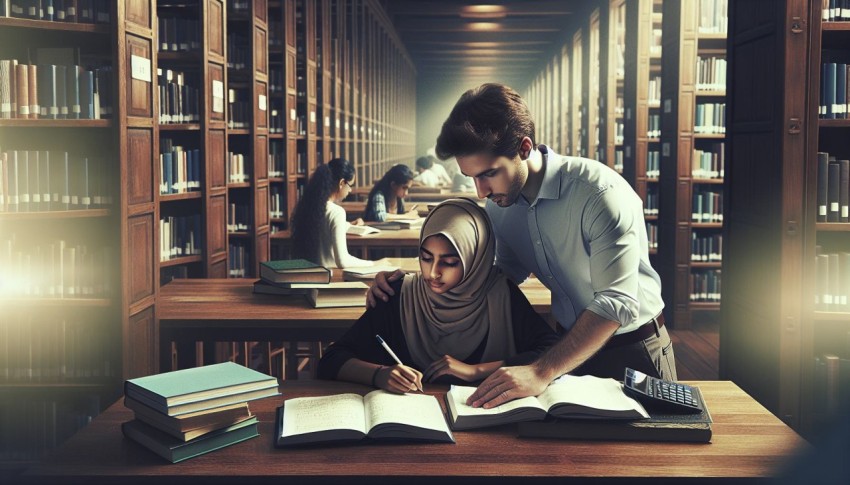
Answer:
[{"left": 400, "top": 198, "right": 515, "bottom": 369}]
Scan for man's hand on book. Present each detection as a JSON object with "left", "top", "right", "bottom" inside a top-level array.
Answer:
[
  {"left": 466, "top": 365, "right": 550, "bottom": 409},
  {"left": 423, "top": 355, "right": 482, "bottom": 382},
  {"left": 376, "top": 364, "right": 424, "bottom": 394},
  {"left": 365, "top": 269, "right": 406, "bottom": 307}
]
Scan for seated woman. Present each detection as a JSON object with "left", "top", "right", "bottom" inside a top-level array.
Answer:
[
  {"left": 363, "top": 164, "right": 418, "bottom": 222},
  {"left": 318, "top": 198, "right": 559, "bottom": 393},
  {"left": 290, "top": 158, "right": 374, "bottom": 269}
]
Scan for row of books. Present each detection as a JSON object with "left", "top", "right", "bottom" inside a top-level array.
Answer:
[
  {"left": 822, "top": 0, "right": 850, "bottom": 22},
  {"left": 814, "top": 351, "right": 850, "bottom": 435},
  {"left": 643, "top": 189, "right": 659, "bottom": 217},
  {"left": 159, "top": 140, "right": 200, "bottom": 195},
  {"left": 269, "top": 103, "right": 283, "bottom": 134},
  {"left": 268, "top": 141, "right": 284, "bottom": 177},
  {"left": 0, "top": 237, "right": 113, "bottom": 298},
  {"left": 692, "top": 232, "right": 723, "bottom": 262},
  {"left": 159, "top": 214, "right": 202, "bottom": 262},
  {"left": 0, "top": 150, "right": 112, "bottom": 212},
  {"left": 0, "top": 60, "right": 110, "bottom": 119},
  {"left": 227, "top": 151, "right": 249, "bottom": 184},
  {"left": 157, "top": 15, "right": 201, "bottom": 53},
  {"left": 614, "top": 121, "right": 624, "bottom": 145},
  {"left": 269, "top": 67, "right": 284, "bottom": 95},
  {"left": 0, "top": 0, "right": 111, "bottom": 24},
  {"left": 693, "top": 143, "right": 725, "bottom": 179},
  {"left": 816, "top": 152, "right": 849, "bottom": 222},
  {"left": 228, "top": 241, "right": 248, "bottom": 278},
  {"left": 227, "top": 202, "right": 249, "bottom": 233},
  {"left": 645, "top": 222, "right": 658, "bottom": 250},
  {"left": 698, "top": 0, "right": 728, "bottom": 34},
  {"left": 647, "top": 114, "right": 661, "bottom": 139},
  {"left": 614, "top": 149, "right": 624, "bottom": 173},
  {"left": 692, "top": 188, "right": 723, "bottom": 223},
  {"left": 268, "top": 19, "right": 283, "bottom": 47},
  {"left": 696, "top": 56, "right": 727, "bottom": 91},
  {"left": 269, "top": 186, "right": 285, "bottom": 219},
  {"left": 690, "top": 269, "right": 722, "bottom": 302},
  {"left": 226, "top": 34, "right": 249, "bottom": 72},
  {"left": 1, "top": 316, "right": 114, "bottom": 382},
  {"left": 815, "top": 250, "right": 850, "bottom": 311},
  {"left": 227, "top": 88, "right": 250, "bottom": 129},
  {"left": 694, "top": 103, "right": 726, "bottom": 134},
  {"left": 0, "top": 395, "right": 100, "bottom": 461},
  {"left": 157, "top": 69, "right": 199, "bottom": 124},
  {"left": 648, "top": 76, "right": 661, "bottom": 106},
  {"left": 650, "top": 28, "right": 662, "bottom": 57},
  {"left": 819, "top": 61, "right": 850, "bottom": 119},
  {"left": 646, "top": 150, "right": 660, "bottom": 178},
  {"left": 122, "top": 362, "right": 277, "bottom": 463}
]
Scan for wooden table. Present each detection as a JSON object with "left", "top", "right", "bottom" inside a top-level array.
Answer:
[
  {"left": 22, "top": 380, "right": 809, "bottom": 484},
  {"left": 158, "top": 278, "right": 552, "bottom": 374},
  {"left": 346, "top": 228, "right": 421, "bottom": 258}
]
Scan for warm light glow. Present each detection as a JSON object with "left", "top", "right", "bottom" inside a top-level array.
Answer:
[
  {"left": 467, "top": 22, "right": 501, "bottom": 31},
  {"left": 460, "top": 5, "right": 508, "bottom": 19},
  {"left": 467, "top": 42, "right": 500, "bottom": 48}
]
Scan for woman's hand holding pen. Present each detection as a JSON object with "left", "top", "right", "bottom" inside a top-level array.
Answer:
[{"left": 375, "top": 365, "right": 424, "bottom": 394}]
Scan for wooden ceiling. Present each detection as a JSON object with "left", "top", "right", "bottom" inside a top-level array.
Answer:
[{"left": 382, "top": 1, "right": 583, "bottom": 91}]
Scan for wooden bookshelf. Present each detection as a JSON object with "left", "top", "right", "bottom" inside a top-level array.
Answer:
[
  {"left": 657, "top": 0, "right": 727, "bottom": 329},
  {"left": 0, "top": 1, "right": 127, "bottom": 467},
  {"left": 721, "top": 0, "right": 803, "bottom": 433},
  {"left": 606, "top": 0, "right": 626, "bottom": 173}
]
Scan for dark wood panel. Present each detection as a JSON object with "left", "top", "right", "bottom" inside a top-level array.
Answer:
[
  {"left": 126, "top": 129, "right": 154, "bottom": 206},
  {"left": 255, "top": 26, "right": 268, "bottom": 75},
  {"left": 256, "top": 0, "right": 268, "bottom": 24},
  {"left": 125, "top": 0, "right": 152, "bottom": 30},
  {"left": 255, "top": 185, "right": 269, "bottom": 228},
  {"left": 207, "top": 194, "right": 227, "bottom": 255},
  {"left": 126, "top": 35, "right": 153, "bottom": 118},
  {"left": 208, "top": 0, "right": 226, "bottom": 58},
  {"left": 256, "top": 231, "right": 269, "bottom": 265},
  {"left": 208, "top": 130, "right": 227, "bottom": 189},
  {"left": 255, "top": 135, "right": 268, "bottom": 180},
  {"left": 127, "top": 305, "right": 156, "bottom": 378},
  {"left": 127, "top": 214, "right": 155, "bottom": 304},
  {"left": 256, "top": 81, "right": 269, "bottom": 129},
  {"left": 208, "top": 63, "right": 226, "bottom": 122}
]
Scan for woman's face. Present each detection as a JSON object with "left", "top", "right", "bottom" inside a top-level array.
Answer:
[
  {"left": 390, "top": 180, "right": 411, "bottom": 199},
  {"left": 335, "top": 176, "right": 354, "bottom": 201},
  {"left": 419, "top": 234, "right": 463, "bottom": 294}
]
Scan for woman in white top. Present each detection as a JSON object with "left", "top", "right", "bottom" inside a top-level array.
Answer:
[{"left": 290, "top": 158, "right": 374, "bottom": 269}]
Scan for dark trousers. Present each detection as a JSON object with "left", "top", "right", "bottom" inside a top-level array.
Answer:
[{"left": 572, "top": 325, "right": 678, "bottom": 381}]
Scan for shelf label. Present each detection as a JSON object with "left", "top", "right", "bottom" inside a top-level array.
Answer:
[
  {"left": 290, "top": 108, "right": 296, "bottom": 120},
  {"left": 335, "top": 118, "right": 340, "bottom": 128},
  {"left": 662, "top": 142, "right": 670, "bottom": 157},
  {"left": 131, "top": 55, "right": 152, "bottom": 83},
  {"left": 258, "top": 94, "right": 267, "bottom": 111},
  {"left": 212, "top": 80, "right": 224, "bottom": 113},
  {"left": 325, "top": 116, "right": 330, "bottom": 127},
  {"left": 310, "top": 111, "right": 316, "bottom": 123},
  {"left": 664, "top": 99, "right": 672, "bottom": 113}
]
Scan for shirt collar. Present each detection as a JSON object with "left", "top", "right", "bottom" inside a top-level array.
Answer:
[{"left": 528, "top": 144, "right": 561, "bottom": 205}]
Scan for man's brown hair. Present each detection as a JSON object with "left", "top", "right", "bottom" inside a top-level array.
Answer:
[{"left": 435, "top": 83, "right": 536, "bottom": 160}]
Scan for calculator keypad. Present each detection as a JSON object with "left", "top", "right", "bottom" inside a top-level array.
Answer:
[{"left": 650, "top": 379, "right": 699, "bottom": 407}]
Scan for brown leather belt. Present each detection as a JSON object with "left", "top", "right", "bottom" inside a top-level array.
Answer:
[{"left": 603, "top": 313, "right": 665, "bottom": 350}]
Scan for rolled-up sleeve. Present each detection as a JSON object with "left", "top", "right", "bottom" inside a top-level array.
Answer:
[{"left": 581, "top": 188, "right": 641, "bottom": 327}]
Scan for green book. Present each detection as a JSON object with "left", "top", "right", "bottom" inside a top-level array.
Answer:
[
  {"left": 125, "top": 362, "right": 279, "bottom": 416},
  {"left": 122, "top": 416, "right": 259, "bottom": 463},
  {"left": 259, "top": 259, "right": 331, "bottom": 284}
]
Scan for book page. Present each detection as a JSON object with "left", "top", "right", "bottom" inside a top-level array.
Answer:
[
  {"left": 537, "top": 375, "right": 649, "bottom": 418},
  {"left": 281, "top": 394, "right": 367, "bottom": 438},
  {"left": 363, "top": 390, "right": 450, "bottom": 433},
  {"left": 446, "top": 385, "right": 545, "bottom": 417}
]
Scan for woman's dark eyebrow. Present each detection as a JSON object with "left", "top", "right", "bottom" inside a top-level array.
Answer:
[
  {"left": 420, "top": 247, "right": 433, "bottom": 256},
  {"left": 438, "top": 252, "right": 460, "bottom": 258}
]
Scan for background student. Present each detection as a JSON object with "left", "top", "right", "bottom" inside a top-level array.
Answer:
[
  {"left": 363, "top": 164, "right": 419, "bottom": 222},
  {"left": 290, "top": 158, "right": 374, "bottom": 269},
  {"left": 412, "top": 156, "right": 447, "bottom": 187},
  {"left": 318, "top": 198, "right": 559, "bottom": 393}
]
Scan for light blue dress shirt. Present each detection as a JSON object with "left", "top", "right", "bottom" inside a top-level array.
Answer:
[{"left": 486, "top": 146, "right": 664, "bottom": 335}]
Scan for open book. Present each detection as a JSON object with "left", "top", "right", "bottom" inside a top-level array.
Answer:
[
  {"left": 446, "top": 375, "right": 649, "bottom": 430},
  {"left": 275, "top": 390, "right": 455, "bottom": 446},
  {"left": 346, "top": 224, "right": 381, "bottom": 236},
  {"left": 370, "top": 217, "right": 425, "bottom": 230}
]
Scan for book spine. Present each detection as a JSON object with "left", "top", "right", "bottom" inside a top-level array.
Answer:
[
  {"left": 39, "top": 150, "right": 49, "bottom": 211},
  {"left": 828, "top": 161, "right": 840, "bottom": 222},
  {"left": 18, "top": 150, "right": 29, "bottom": 212},
  {"left": 28, "top": 150, "right": 39, "bottom": 211},
  {"left": 0, "top": 60, "right": 11, "bottom": 119},
  {"left": 27, "top": 64, "right": 38, "bottom": 119},
  {"left": 841, "top": 160, "right": 850, "bottom": 223},
  {"left": 68, "top": 64, "right": 80, "bottom": 119},
  {"left": 15, "top": 63, "right": 28, "bottom": 118}
]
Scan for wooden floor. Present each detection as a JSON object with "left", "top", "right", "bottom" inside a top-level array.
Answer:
[{"left": 669, "top": 321, "right": 720, "bottom": 380}]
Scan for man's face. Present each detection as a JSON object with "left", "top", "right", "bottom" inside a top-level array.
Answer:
[{"left": 456, "top": 152, "right": 527, "bottom": 207}]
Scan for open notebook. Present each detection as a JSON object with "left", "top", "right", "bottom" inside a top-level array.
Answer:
[
  {"left": 446, "top": 374, "right": 649, "bottom": 430},
  {"left": 276, "top": 390, "right": 455, "bottom": 446}
]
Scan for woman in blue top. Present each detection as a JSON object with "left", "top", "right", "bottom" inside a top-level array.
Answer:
[{"left": 363, "top": 164, "right": 418, "bottom": 222}]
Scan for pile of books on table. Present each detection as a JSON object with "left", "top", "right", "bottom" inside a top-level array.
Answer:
[
  {"left": 252, "top": 258, "right": 369, "bottom": 308},
  {"left": 121, "top": 362, "right": 279, "bottom": 463}
]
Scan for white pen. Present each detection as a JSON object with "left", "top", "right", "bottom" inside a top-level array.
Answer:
[{"left": 375, "top": 334, "right": 423, "bottom": 392}]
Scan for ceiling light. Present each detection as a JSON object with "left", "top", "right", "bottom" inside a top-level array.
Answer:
[
  {"left": 460, "top": 5, "right": 507, "bottom": 19},
  {"left": 468, "top": 22, "right": 501, "bottom": 31}
]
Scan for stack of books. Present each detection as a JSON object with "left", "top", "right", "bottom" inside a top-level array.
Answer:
[
  {"left": 370, "top": 217, "right": 425, "bottom": 231},
  {"left": 253, "top": 259, "right": 369, "bottom": 308},
  {"left": 121, "top": 362, "right": 279, "bottom": 463}
]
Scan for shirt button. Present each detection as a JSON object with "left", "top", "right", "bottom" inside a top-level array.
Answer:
[
  {"left": 536, "top": 240, "right": 541, "bottom": 245},
  {"left": 548, "top": 275, "right": 554, "bottom": 279}
]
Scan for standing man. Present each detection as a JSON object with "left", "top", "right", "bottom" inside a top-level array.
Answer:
[{"left": 367, "top": 83, "right": 675, "bottom": 409}]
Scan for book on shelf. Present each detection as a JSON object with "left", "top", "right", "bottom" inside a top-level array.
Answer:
[
  {"left": 122, "top": 416, "right": 259, "bottom": 464},
  {"left": 124, "top": 396, "right": 252, "bottom": 442},
  {"left": 275, "top": 390, "right": 455, "bottom": 447},
  {"left": 346, "top": 224, "right": 380, "bottom": 236},
  {"left": 124, "top": 361, "right": 279, "bottom": 416},
  {"left": 814, "top": 248, "right": 850, "bottom": 311},
  {"left": 303, "top": 281, "right": 369, "bottom": 308},
  {"left": 259, "top": 259, "right": 331, "bottom": 284},
  {"left": 517, "top": 388, "right": 712, "bottom": 443},
  {"left": 0, "top": 1, "right": 109, "bottom": 23},
  {"left": 445, "top": 375, "right": 649, "bottom": 431}
]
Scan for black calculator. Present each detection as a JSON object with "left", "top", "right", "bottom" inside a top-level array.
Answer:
[{"left": 623, "top": 368, "right": 704, "bottom": 414}]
